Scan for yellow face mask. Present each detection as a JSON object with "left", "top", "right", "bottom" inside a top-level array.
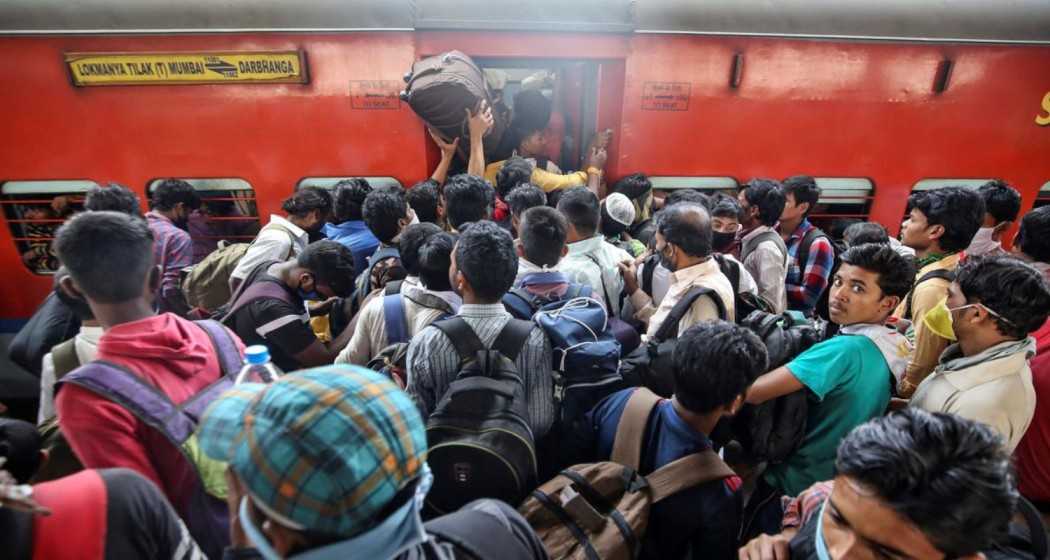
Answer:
[{"left": 922, "top": 297, "right": 958, "bottom": 341}]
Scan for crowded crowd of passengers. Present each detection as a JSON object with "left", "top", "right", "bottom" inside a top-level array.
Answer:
[{"left": 4, "top": 104, "right": 1050, "bottom": 560}]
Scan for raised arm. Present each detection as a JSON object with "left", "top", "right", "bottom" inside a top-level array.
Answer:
[
  {"left": 428, "top": 128, "right": 460, "bottom": 186},
  {"left": 466, "top": 101, "right": 494, "bottom": 177}
]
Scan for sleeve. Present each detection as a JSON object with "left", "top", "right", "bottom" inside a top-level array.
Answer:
[
  {"left": 56, "top": 384, "right": 165, "bottom": 490},
  {"left": 531, "top": 168, "right": 588, "bottom": 193},
  {"left": 336, "top": 298, "right": 383, "bottom": 366},
  {"left": 629, "top": 289, "right": 657, "bottom": 324},
  {"left": 680, "top": 293, "right": 728, "bottom": 331},
  {"left": 484, "top": 162, "right": 503, "bottom": 185},
  {"left": 249, "top": 300, "right": 317, "bottom": 359},
  {"left": 781, "top": 481, "right": 835, "bottom": 530},
  {"left": 901, "top": 280, "right": 952, "bottom": 394},
  {"left": 230, "top": 231, "right": 290, "bottom": 281},
  {"left": 406, "top": 327, "right": 441, "bottom": 420},
  {"left": 519, "top": 327, "right": 555, "bottom": 438},
  {"left": 787, "top": 237, "right": 834, "bottom": 312},
  {"left": 161, "top": 231, "right": 194, "bottom": 298},
  {"left": 38, "top": 353, "right": 56, "bottom": 425},
  {"left": 785, "top": 338, "right": 854, "bottom": 401},
  {"left": 99, "top": 468, "right": 206, "bottom": 560}
]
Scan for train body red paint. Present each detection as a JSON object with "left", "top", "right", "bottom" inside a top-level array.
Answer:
[{"left": 1, "top": 21, "right": 1049, "bottom": 321}]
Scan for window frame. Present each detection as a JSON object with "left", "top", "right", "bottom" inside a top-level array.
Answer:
[{"left": 1, "top": 179, "right": 100, "bottom": 275}]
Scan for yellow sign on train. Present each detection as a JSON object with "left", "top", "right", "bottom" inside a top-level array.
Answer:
[{"left": 65, "top": 51, "right": 308, "bottom": 86}]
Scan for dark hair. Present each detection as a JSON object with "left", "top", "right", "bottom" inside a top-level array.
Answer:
[
  {"left": 829, "top": 218, "right": 863, "bottom": 242},
  {"left": 53, "top": 267, "right": 94, "bottom": 321},
  {"left": 657, "top": 203, "right": 713, "bottom": 258},
  {"left": 444, "top": 174, "right": 494, "bottom": 231},
  {"left": 54, "top": 211, "right": 155, "bottom": 304},
  {"left": 839, "top": 243, "right": 915, "bottom": 299},
  {"left": 709, "top": 192, "right": 743, "bottom": 221},
  {"left": 505, "top": 184, "right": 547, "bottom": 218},
  {"left": 455, "top": 221, "right": 517, "bottom": 301},
  {"left": 405, "top": 180, "right": 440, "bottom": 224},
  {"left": 835, "top": 408, "right": 1016, "bottom": 558},
  {"left": 978, "top": 180, "right": 1021, "bottom": 225},
  {"left": 85, "top": 183, "right": 142, "bottom": 216},
  {"left": 955, "top": 255, "right": 1050, "bottom": 338},
  {"left": 740, "top": 178, "right": 786, "bottom": 226},
  {"left": 0, "top": 418, "right": 42, "bottom": 484},
  {"left": 331, "top": 178, "right": 372, "bottom": 223},
  {"left": 418, "top": 232, "right": 455, "bottom": 291},
  {"left": 1017, "top": 206, "right": 1050, "bottom": 264},
  {"left": 906, "top": 187, "right": 985, "bottom": 252},
  {"left": 495, "top": 157, "right": 534, "bottom": 200},
  {"left": 283, "top": 186, "right": 333, "bottom": 220},
  {"left": 520, "top": 207, "right": 568, "bottom": 268},
  {"left": 781, "top": 175, "right": 820, "bottom": 216},
  {"left": 599, "top": 201, "right": 629, "bottom": 238},
  {"left": 510, "top": 89, "right": 552, "bottom": 137},
  {"left": 296, "top": 240, "right": 356, "bottom": 298},
  {"left": 843, "top": 222, "right": 890, "bottom": 247},
  {"left": 362, "top": 187, "right": 409, "bottom": 243},
  {"left": 556, "top": 186, "right": 600, "bottom": 238},
  {"left": 398, "top": 223, "right": 443, "bottom": 277},
  {"left": 673, "top": 321, "right": 768, "bottom": 413},
  {"left": 612, "top": 173, "right": 652, "bottom": 200},
  {"left": 150, "top": 179, "right": 201, "bottom": 212},
  {"left": 664, "top": 189, "right": 710, "bottom": 209}
]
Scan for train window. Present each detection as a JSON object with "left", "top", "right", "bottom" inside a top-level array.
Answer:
[
  {"left": 809, "top": 177, "right": 875, "bottom": 232},
  {"left": 1035, "top": 181, "right": 1050, "bottom": 208},
  {"left": 146, "top": 178, "right": 260, "bottom": 260},
  {"left": 649, "top": 176, "right": 738, "bottom": 194},
  {"left": 296, "top": 177, "right": 404, "bottom": 191},
  {"left": 911, "top": 178, "right": 991, "bottom": 191},
  {"left": 1, "top": 180, "right": 96, "bottom": 275}
]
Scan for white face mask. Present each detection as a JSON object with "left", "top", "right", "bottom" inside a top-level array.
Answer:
[{"left": 966, "top": 227, "right": 1000, "bottom": 257}]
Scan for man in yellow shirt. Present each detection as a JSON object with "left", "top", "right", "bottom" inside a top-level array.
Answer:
[{"left": 894, "top": 186, "right": 985, "bottom": 397}]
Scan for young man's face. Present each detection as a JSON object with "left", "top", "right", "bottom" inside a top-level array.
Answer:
[
  {"left": 780, "top": 192, "right": 808, "bottom": 224},
  {"left": 900, "top": 208, "right": 937, "bottom": 252},
  {"left": 828, "top": 263, "right": 898, "bottom": 326},
  {"left": 712, "top": 215, "right": 741, "bottom": 234},
  {"left": 737, "top": 190, "right": 759, "bottom": 227},
  {"left": 820, "top": 476, "right": 953, "bottom": 560},
  {"left": 519, "top": 130, "right": 548, "bottom": 157}
]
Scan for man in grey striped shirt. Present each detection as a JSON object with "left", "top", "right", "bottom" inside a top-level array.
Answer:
[{"left": 406, "top": 221, "right": 555, "bottom": 438}]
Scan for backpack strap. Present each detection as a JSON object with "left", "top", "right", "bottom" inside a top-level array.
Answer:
[
  {"left": 51, "top": 338, "right": 81, "bottom": 380},
  {"left": 222, "top": 279, "right": 297, "bottom": 325},
  {"left": 433, "top": 317, "right": 487, "bottom": 363},
  {"left": 795, "top": 227, "right": 828, "bottom": 276},
  {"left": 565, "top": 283, "right": 592, "bottom": 300},
  {"left": 358, "top": 246, "right": 402, "bottom": 305},
  {"left": 491, "top": 319, "right": 534, "bottom": 363},
  {"left": 742, "top": 230, "right": 788, "bottom": 267},
  {"left": 647, "top": 449, "right": 736, "bottom": 503},
  {"left": 384, "top": 279, "right": 405, "bottom": 296},
  {"left": 610, "top": 387, "right": 661, "bottom": 470},
  {"left": 641, "top": 254, "right": 658, "bottom": 297},
  {"left": 383, "top": 294, "right": 410, "bottom": 345},
  {"left": 1016, "top": 496, "right": 1050, "bottom": 560},
  {"left": 584, "top": 254, "right": 616, "bottom": 316},
  {"left": 194, "top": 319, "right": 242, "bottom": 380},
  {"left": 257, "top": 222, "right": 299, "bottom": 261},
  {"left": 713, "top": 254, "right": 741, "bottom": 295},
  {"left": 503, "top": 288, "right": 540, "bottom": 320},
  {"left": 652, "top": 286, "right": 727, "bottom": 342},
  {"left": 904, "top": 269, "right": 955, "bottom": 320}
]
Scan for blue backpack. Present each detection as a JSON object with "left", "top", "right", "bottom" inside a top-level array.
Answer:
[{"left": 367, "top": 290, "right": 451, "bottom": 388}]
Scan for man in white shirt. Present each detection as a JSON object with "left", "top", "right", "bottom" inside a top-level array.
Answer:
[
  {"left": 229, "top": 187, "right": 331, "bottom": 293},
  {"left": 555, "top": 187, "right": 632, "bottom": 316},
  {"left": 38, "top": 270, "right": 103, "bottom": 424},
  {"left": 738, "top": 179, "right": 789, "bottom": 313}
]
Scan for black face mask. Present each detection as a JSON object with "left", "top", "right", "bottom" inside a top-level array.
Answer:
[{"left": 712, "top": 231, "right": 736, "bottom": 252}]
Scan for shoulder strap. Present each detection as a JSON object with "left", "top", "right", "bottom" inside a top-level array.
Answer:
[
  {"left": 795, "top": 227, "right": 828, "bottom": 273},
  {"left": 51, "top": 338, "right": 81, "bottom": 380},
  {"left": 585, "top": 253, "right": 615, "bottom": 316},
  {"left": 194, "top": 320, "right": 242, "bottom": 379},
  {"left": 905, "top": 269, "right": 956, "bottom": 320},
  {"left": 713, "top": 254, "right": 740, "bottom": 294},
  {"left": 384, "top": 279, "right": 405, "bottom": 296},
  {"left": 433, "top": 317, "right": 486, "bottom": 362},
  {"left": 502, "top": 288, "right": 537, "bottom": 320},
  {"left": 610, "top": 388, "right": 661, "bottom": 470},
  {"left": 567, "top": 283, "right": 593, "bottom": 299},
  {"left": 361, "top": 246, "right": 402, "bottom": 298},
  {"left": 258, "top": 222, "right": 299, "bottom": 260},
  {"left": 647, "top": 449, "right": 736, "bottom": 503},
  {"left": 491, "top": 319, "right": 534, "bottom": 363},
  {"left": 1016, "top": 497, "right": 1050, "bottom": 560},
  {"left": 383, "top": 294, "right": 409, "bottom": 345},
  {"left": 641, "top": 254, "right": 658, "bottom": 297},
  {"left": 222, "top": 280, "right": 297, "bottom": 325},
  {"left": 653, "top": 286, "right": 727, "bottom": 342}
]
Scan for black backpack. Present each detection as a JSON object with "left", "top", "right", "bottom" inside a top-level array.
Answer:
[
  {"left": 620, "top": 287, "right": 728, "bottom": 398},
  {"left": 723, "top": 310, "right": 825, "bottom": 464},
  {"left": 713, "top": 253, "right": 775, "bottom": 321},
  {"left": 425, "top": 317, "right": 538, "bottom": 515}
]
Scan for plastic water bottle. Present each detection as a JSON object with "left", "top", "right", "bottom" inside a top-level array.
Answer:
[{"left": 235, "top": 345, "right": 283, "bottom": 384}]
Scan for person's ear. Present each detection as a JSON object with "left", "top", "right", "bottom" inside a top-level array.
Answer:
[
  {"left": 454, "top": 270, "right": 467, "bottom": 293},
  {"left": 148, "top": 265, "right": 162, "bottom": 293},
  {"left": 561, "top": 245, "right": 569, "bottom": 258},
  {"left": 726, "top": 394, "right": 746, "bottom": 416},
  {"left": 927, "top": 223, "right": 946, "bottom": 242},
  {"left": 59, "top": 275, "right": 84, "bottom": 301},
  {"left": 515, "top": 242, "right": 525, "bottom": 258},
  {"left": 879, "top": 294, "right": 901, "bottom": 314}
]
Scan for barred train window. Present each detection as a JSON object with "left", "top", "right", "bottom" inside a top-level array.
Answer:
[
  {"left": 147, "top": 178, "right": 260, "bottom": 262},
  {"left": 1035, "top": 181, "right": 1050, "bottom": 208},
  {"left": 808, "top": 177, "right": 874, "bottom": 233},
  {"left": 296, "top": 177, "right": 404, "bottom": 191},
  {"left": 2, "top": 180, "right": 96, "bottom": 275},
  {"left": 648, "top": 176, "right": 738, "bottom": 194}
]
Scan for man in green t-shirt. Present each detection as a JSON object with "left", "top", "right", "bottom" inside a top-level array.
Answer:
[{"left": 746, "top": 242, "right": 916, "bottom": 497}]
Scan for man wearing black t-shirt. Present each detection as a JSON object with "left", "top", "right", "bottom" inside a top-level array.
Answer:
[{"left": 224, "top": 240, "right": 356, "bottom": 370}]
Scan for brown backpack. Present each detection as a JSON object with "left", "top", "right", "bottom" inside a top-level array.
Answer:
[{"left": 519, "top": 388, "right": 735, "bottom": 560}]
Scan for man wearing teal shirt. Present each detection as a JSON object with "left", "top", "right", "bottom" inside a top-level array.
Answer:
[{"left": 747, "top": 243, "right": 916, "bottom": 497}]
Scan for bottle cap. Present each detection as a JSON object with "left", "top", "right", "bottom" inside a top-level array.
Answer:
[{"left": 245, "top": 345, "right": 270, "bottom": 365}]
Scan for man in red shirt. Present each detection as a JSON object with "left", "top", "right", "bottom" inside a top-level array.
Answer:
[{"left": 52, "top": 210, "right": 244, "bottom": 556}]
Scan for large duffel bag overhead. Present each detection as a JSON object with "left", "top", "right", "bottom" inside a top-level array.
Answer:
[{"left": 401, "top": 50, "right": 506, "bottom": 161}]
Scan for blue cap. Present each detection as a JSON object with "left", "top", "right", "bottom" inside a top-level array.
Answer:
[{"left": 244, "top": 345, "right": 270, "bottom": 365}]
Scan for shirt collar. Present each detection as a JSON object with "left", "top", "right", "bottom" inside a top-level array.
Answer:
[
  {"left": 268, "top": 214, "right": 308, "bottom": 240},
  {"left": 938, "top": 337, "right": 1036, "bottom": 389},
  {"left": 740, "top": 224, "right": 776, "bottom": 243},
  {"left": 146, "top": 210, "right": 174, "bottom": 226},
  {"left": 78, "top": 325, "right": 105, "bottom": 344},
  {"left": 458, "top": 303, "right": 510, "bottom": 318},
  {"left": 566, "top": 235, "right": 606, "bottom": 255},
  {"left": 787, "top": 219, "right": 814, "bottom": 243},
  {"left": 669, "top": 258, "right": 719, "bottom": 285}
]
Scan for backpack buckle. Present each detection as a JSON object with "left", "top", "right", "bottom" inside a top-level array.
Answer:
[{"left": 621, "top": 467, "right": 649, "bottom": 494}]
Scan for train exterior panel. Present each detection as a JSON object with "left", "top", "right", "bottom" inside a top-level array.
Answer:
[{"left": 1, "top": 3, "right": 1049, "bottom": 323}]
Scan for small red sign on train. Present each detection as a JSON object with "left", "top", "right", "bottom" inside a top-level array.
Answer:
[
  {"left": 641, "top": 82, "right": 691, "bottom": 111},
  {"left": 349, "top": 80, "right": 401, "bottom": 110}
]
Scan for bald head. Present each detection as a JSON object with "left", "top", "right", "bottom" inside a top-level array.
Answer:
[{"left": 657, "top": 203, "right": 713, "bottom": 258}]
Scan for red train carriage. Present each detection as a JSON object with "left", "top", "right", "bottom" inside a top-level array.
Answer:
[{"left": 0, "top": 0, "right": 1048, "bottom": 394}]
